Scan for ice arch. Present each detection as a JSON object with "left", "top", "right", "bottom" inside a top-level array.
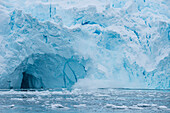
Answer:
[{"left": 6, "top": 53, "right": 86, "bottom": 89}]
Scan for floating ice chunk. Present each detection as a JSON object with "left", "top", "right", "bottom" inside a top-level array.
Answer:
[
  {"left": 105, "top": 104, "right": 115, "bottom": 108},
  {"left": 151, "top": 104, "right": 157, "bottom": 107},
  {"left": 105, "top": 104, "right": 128, "bottom": 109},
  {"left": 11, "top": 98, "right": 23, "bottom": 101},
  {"left": 73, "top": 104, "right": 86, "bottom": 108},
  {"left": 27, "top": 97, "right": 36, "bottom": 101},
  {"left": 112, "top": 105, "right": 128, "bottom": 109},
  {"left": 137, "top": 103, "right": 152, "bottom": 107},
  {"left": 158, "top": 106, "right": 168, "bottom": 109},
  {"left": 129, "top": 105, "right": 143, "bottom": 110},
  {"left": 9, "top": 104, "right": 15, "bottom": 108},
  {"left": 51, "top": 104, "right": 65, "bottom": 109}
]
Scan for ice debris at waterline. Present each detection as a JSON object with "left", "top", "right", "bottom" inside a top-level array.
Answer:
[
  {"left": 0, "top": 0, "right": 169, "bottom": 89},
  {"left": 0, "top": 89, "right": 170, "bottom": 113}
]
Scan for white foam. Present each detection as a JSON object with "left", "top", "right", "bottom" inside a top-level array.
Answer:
[
  {"left": 26, "top": 97, "right": 36, "bottom": 101},
  {"left": 73, "top": 104, "right": 86, "bottom": 108},
  {"left": 105, "top": 104, "right": 128, "bottom": 109}
]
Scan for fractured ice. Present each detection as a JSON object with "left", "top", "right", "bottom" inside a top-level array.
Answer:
[{"left": 0, "top": 0, "right": 169, "bottom": 89}]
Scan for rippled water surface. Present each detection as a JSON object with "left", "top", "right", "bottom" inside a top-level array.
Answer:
[{"left": 0, "top": 88, "right": 169, "bottom": 113}]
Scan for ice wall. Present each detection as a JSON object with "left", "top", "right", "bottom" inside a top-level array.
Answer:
[
  {"left": 4, "top": 53, "right": 86, "bottom": 89},
  {"left": 0, "top": 9, "right": 87, "bottom": 89},
  {"left": 0, "top": 0, "right": 169, "bottom": 89}
]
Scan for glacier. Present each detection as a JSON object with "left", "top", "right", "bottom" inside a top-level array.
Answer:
[{"left": 0, "top": 0, "right": 169, "bottom": 89}]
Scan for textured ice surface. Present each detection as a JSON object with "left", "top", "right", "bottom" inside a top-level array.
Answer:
[
  {"left": 0, "top": 0, "right": 169, "bottom": 89},
  {"left": 4, "top": 53, "right": 86, "bottom": 89}
]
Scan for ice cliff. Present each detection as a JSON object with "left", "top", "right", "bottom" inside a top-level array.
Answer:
[{"left": 0, "top": 0, "right": 169, "bottom": 89}]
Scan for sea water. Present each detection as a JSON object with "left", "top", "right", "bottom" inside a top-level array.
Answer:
[{"left": 0, "top": 88, "right": 169, "bottom": 113}]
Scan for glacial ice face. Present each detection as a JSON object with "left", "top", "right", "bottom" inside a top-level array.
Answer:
[
  {"left": 3, "top": 53, "right": 86, "bottom": 89},
  {"left": 0, "top": 0, "right": 169, "bottom": 89},
  {"left": 0, "top": 9, "right": 87, "bottom": 89}
]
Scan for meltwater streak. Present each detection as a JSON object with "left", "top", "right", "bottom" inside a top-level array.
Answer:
[{"left": 0, "top": 0, "right": 169, "bottom": 89}]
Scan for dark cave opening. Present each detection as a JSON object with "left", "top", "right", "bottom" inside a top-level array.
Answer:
[{"left": 21, "top": 72, "right": 43, "bottom": 89}]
